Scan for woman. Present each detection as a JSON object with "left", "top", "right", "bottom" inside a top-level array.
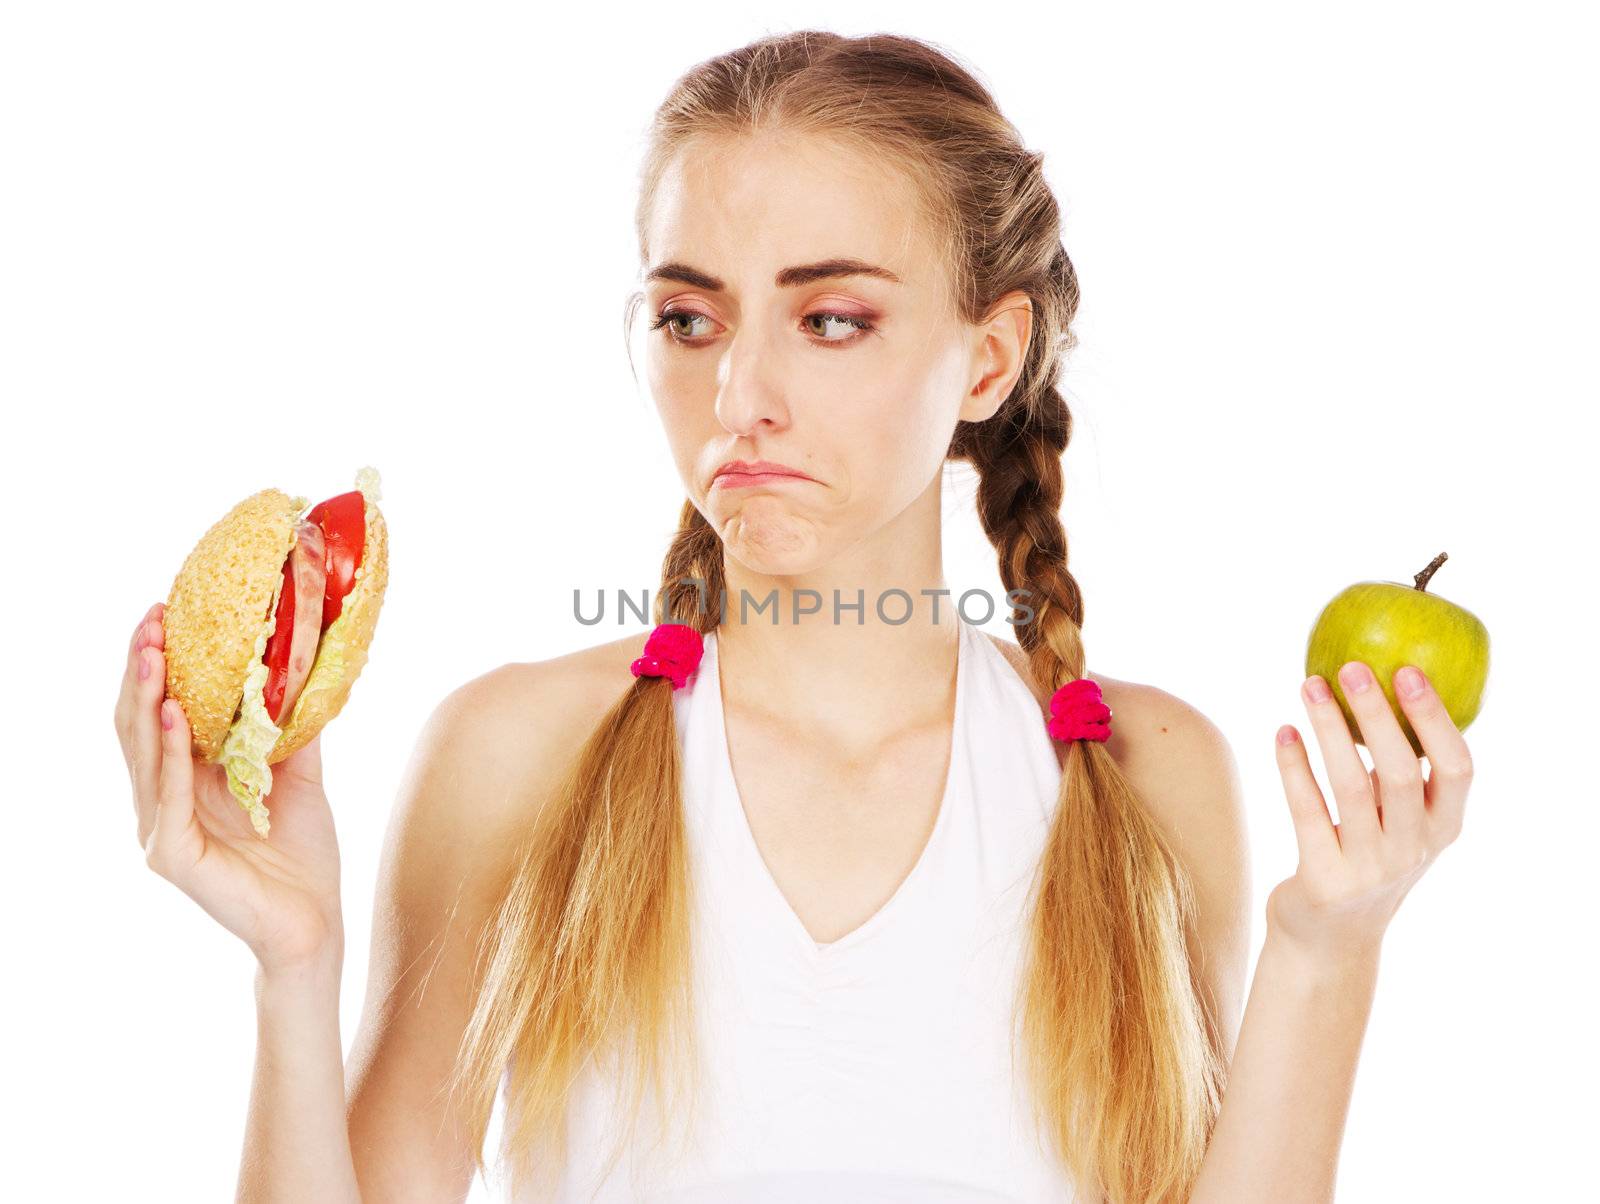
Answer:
[{"left": 114, "top": 30, "right": 1473, "bottom": 1204}]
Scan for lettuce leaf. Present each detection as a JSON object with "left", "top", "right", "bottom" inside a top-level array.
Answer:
[{"left": 221, "top": 567, "right": 287, "bottom": 837}]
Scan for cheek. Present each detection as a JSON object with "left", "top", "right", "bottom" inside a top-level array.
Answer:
[
  {"left": 826, "top": 392, "right": 951, "bottom": 516},
  {"left": 858, "top": 372, "right": 961, "bottom": 473},
  {"left": 646, "top": 353, "right": 706, "bottom": 449}
]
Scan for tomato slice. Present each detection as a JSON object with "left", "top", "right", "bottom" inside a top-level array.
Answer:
[
  {"left": 261, "top": 555, "right": 297, "bottom": 722},
  {"left": 306, "top": 489, "right": 366, "bottom": 630}
]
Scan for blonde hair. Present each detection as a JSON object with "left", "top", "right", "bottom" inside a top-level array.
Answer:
[{"left": 449, "top": 30, "right": 1226, "bottom": 1203}]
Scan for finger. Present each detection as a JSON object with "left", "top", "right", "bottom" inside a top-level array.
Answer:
[
  {"left": 130, "top": 643, "right": 167, "bottom": 843},
  {"left": 275, "top": 731, "right": 322, "bottom": 787},
  {"left": 1303, "top": 673, "right": 1382, "bottom": 849},
  {"left": 1393, "top": 664, "right": 1474, "bottom": 847},
  {"left": 129, "top": 603, "right": 165, "bottom": 661},
  {"left": 131, "top": 599, "right": 161, "bottom": 643},
  {"left": 148, "top": 697, "right": 203, "bottom": 875},
  {"left": 1340, "top": 661, "right": 1427, "bottom": 850},
  {"left": 116, "top": 605, "right": 163, "bottom": 754},
  {"left": 1275, "top": 724, "right": 1342, "bottom": 870},
  {"left": 127, "top": 607, "right": 150, "bottom": 659}
]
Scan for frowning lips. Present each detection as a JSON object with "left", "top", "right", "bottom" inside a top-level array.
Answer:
[{"left": 712, "top": 459, "right": 816, "bottom": 486}]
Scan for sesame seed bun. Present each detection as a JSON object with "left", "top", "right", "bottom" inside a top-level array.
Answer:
[
  {"left": 164, "top": 489, "right": 303, "bottom": 762},
  {"left": 163, "top": 479, "right": 388, "bottom": 766}
]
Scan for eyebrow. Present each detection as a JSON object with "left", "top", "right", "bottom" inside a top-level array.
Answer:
[{"left": 643, "top": 257, "right": 903, "bottom": 291}]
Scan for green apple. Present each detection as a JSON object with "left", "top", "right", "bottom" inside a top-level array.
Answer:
[{"left": 1304, "top": 552, "right": 1489, "bottom": 758}]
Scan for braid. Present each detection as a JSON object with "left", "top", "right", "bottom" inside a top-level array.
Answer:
[
  {"left": 657, "top": 500, "right": 724, "bottom": 633},
  {"left": 966, "top": 384, "right": 1086, "bottom": 677}
]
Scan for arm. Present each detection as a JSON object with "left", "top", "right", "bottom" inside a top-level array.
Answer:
[
  {"left": 1130, "top": 693, "right": 1374, "bottom": 1204},
  {"left": 1182, "top": 663, "right": 1472, "bottom": 1204},
  {"left": 114, "top": 601, "right": 362, "bottom": 1204},
  {"left": 235, "top": 674, "right": 517, "bottom": 1204},
  {"left": 240, "top": 948, "right": 362, "bottom": 1203},
  {"left": 342, "top": 654, "right": 622, "bottom": 1200},
  {"left": 342, "top": 665, "right": 566, "bottom": 1201},
  {"left": 1187, "top": 926, "right": 1381, "bottom": 1204},
  {"left": 238, "top": 662, "right": 575, "bottom": 1203}
]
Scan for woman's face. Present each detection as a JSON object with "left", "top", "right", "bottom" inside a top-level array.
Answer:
[{"left": 640, "top": 131, "right": 1027, "bottom": 578}]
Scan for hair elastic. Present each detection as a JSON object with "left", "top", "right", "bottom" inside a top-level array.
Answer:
[
  {"left": 1047, "top": 677, "right": 1112, "bottom": 743},
  {"left": 630, "top": 623, "right": 705, "bottom": 690}
]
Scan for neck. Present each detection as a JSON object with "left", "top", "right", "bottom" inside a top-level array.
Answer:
[{"left": 708, "top": 476, "right": 962, "bottom": 746}]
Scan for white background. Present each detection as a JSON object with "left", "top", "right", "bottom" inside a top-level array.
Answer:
[{"left": 4, "top": 1, "right": 1595, "bottom": 1200}]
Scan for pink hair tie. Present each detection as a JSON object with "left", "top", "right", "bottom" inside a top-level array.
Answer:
[
  {"left": 1047, "top": 677, "right": 1112, "bottom": 743},
  {"left": 630, "top": 623, "right": 705, "bottom": 690}
]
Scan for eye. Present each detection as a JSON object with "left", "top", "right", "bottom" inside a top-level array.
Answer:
[
  {"left": 801, "top": 312, "right": 874, "bottom": 342},
  {"left": 648, "top": 308, "right": 716, "bottom": 341},
  {"left": 649, "top": 307, "right": 876, "bottom": 347}
]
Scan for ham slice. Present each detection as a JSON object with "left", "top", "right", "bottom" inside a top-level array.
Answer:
[{"left": 277, "top": 520, "right": 327, "bottom": 721}]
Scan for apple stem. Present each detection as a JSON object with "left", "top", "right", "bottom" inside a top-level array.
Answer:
[{"left": 1414, "top": 551, "right": 1448, "bottom": 592}]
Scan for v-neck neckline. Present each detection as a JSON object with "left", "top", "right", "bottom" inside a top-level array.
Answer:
[{"left": 706, "top": 619, "right": 970, "bottom": 962}]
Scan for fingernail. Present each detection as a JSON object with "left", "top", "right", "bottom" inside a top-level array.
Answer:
[
  {"left": 1339, "top": 662, "right": 1372, "bottom": 694},
  {"left": 1303, "top": 675, "right": 1332, "bottom": 703},
  {"left": 138, "top": 650, "right": 150, "bottom": 681},
  {"left": 1397, "top": 665, "right": 1426, "bottom": 698},
  {"left": 1277, "top": 725, "right": 1299, "bottom": 745},
  {"left": 160, "top": 700, "right": 174, "bottom": 731}
]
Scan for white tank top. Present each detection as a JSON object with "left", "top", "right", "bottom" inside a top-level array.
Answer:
[{"left": 512, "top": 615, "right": 1077, "bottom": 1202}]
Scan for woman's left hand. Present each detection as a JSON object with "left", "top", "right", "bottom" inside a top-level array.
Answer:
[{"left": 1266, "top": 660, "right": 1474, "bottom": 965}]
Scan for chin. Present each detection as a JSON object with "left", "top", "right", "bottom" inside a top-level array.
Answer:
[{"left": 720, "top": 508, "right": 825, "bottom": 576}]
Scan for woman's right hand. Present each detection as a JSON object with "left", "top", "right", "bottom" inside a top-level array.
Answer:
[{"left": 115, "top": 601, "right": 344, "bottom": 974}]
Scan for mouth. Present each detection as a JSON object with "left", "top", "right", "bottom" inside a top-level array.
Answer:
[{"left": 712, "top": 460, "right": 815, "bottom": 489}]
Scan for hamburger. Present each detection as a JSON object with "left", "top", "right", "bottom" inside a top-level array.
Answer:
[{"left": 163, "top": 467, "right": 389, "bottom": 837}]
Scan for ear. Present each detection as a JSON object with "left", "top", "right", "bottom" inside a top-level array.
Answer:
[{"left": 959, "top": 290, "right": 1034, "bottom": 423}]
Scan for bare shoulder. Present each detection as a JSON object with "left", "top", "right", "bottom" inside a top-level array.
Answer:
[
  {"left": 982, "top": 630, "right": 1146, "bottom": 766},
  {"left": 486, "top": 631, "right": 654, "bottom": 734},
  {"left": 981, "top": 629, "right": 1238, "bottom": 802},
  {"left": 378, "top": 631, "right": 654, "bottom": 902},
  {"left": 430, "top": 631, "right": 653, "bottom": 833},
  {"left": 464, "top": 631, "right": 650, "bottom": 737}
]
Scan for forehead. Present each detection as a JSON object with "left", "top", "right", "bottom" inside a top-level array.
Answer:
[{"left": 644, "top": 131, "right": 939, "bottom": 289}]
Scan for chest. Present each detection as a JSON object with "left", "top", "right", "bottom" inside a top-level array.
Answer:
[{"left": 723, "top": 711, "right": 955, "bottom": 946}]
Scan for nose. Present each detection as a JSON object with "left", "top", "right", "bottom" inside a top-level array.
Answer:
[{"left": 713, "top": 326, "right": 791, "bottom": 437}]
